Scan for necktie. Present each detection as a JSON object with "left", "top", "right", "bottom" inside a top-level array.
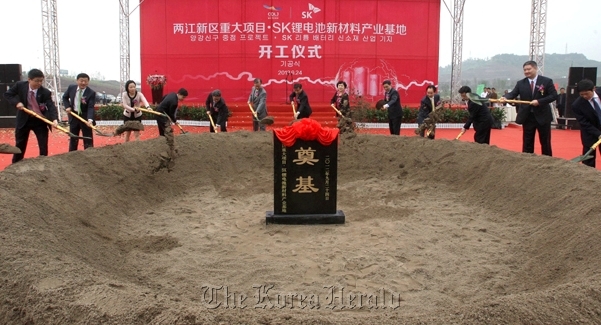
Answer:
[
  {"left": 591, "top": 99, "right": 601, "bottom": 125},
  {"left": 530, "top": 80, "right": 534, "bottom": 94},
  {"left": 76, "top": 89, "right": 83, "bottom": 114},
  {"left": 28, "top": 91, "right": 42, "bottom": 115}
]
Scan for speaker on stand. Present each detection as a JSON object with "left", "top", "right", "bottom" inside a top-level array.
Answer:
[{"left": 557, "top": 67, "right": 598, "bottom": 130}]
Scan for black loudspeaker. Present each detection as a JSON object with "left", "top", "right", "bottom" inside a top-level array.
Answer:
[
  {"left": 0, "top": 83, "right": 17, "bottom": 128},
  {"left": 564, "top": 85, "right": 580, "bottom": 119},
  {"left": 0, "top": 83, "right": 10, "bottom": 115},
  {"left": 0, "top": 64, "right": 22, "bottom": 84},
  {"left": 564, "top": 67, "right": 598, "bottom": 119},
  {"left": 567, "top": 67, "right": 597, "bottom": 87}
]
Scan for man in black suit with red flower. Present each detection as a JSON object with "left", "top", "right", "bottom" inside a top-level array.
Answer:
[
  {"left": 501, "top": 61, "right": 558, "bottom": 156},
  {"left": 62, "top": 73, "right": 96, "bottom": 151},
  {"left": 3, "top": 69, "right": 58, "bottom": 163}
]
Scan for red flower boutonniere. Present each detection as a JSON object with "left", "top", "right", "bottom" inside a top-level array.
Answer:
[
  {"left": 81, "top": 97, "right": 87, "bottom": 105},
  {"left": 536, "top": 84, "right": 545, "bottom": 96},
  {"left": 133, "top": 99, "right": 138, "bottom": 104}
]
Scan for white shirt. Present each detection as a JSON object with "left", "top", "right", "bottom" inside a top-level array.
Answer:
[
  {"left": 75, "top": 87, "right": 87, "bottom": 112},
  {"left": 28, "top": 87, "right": 38, "bottom": 96}
]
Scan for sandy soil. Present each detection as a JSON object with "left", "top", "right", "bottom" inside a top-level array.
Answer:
[{"left": 1, "top": 131, "right": 601, "bottom": 324}]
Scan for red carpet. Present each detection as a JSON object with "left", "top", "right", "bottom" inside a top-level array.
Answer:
[{"left": 0, "top": 123, "right": 595, "bottom": 171}]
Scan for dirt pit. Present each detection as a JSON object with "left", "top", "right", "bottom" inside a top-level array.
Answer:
[{"left": 1, "top": 132, "right": 601, "bottom": 324}]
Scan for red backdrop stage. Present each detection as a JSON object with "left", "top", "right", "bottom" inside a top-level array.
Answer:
[{"left": 140, "top": 0, "right": 440, "bottom": 105}]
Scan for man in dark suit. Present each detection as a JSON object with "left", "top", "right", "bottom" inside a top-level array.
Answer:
[
  {"left": 289, "top": 83, "right": 312, "bottom": 119},
  {"left": 459, "top": 86, "right": 495, "bottom": 144},
  {"left": 381, "top": 79, "right": 403, "bottom": 135},
  {"left": 571, "top": 79, "right": 601, "bottom": 168},
  {"left": 62, "top": 73, "right": 96, "bottom": 151},
  {"left": 248, "top": 78, "right": 267, "bottom": 131},
  {"left": 157, "top": 87, "right": 188, "bottom": 136},
  {"left": 417, "top": 85, "right": 440, "bottom": 138},
  {"left": 556, "top": 87, "right": 567, "bottom": 117},
  {"left": 205, "top": 89, "right": 229, "bottom": 132},
  {"left": 501, "top": 60, "right": 558, "bottom": 156},
  {"left": 3, "top": 69, "right": 58, "bottom": 163}
]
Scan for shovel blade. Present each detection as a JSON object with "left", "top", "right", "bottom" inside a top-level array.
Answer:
[
  {"left": 570, "top": 154, "right": 594, "bottom": 163},
  {"left": 260, "top": 116, "right": 275, "bottom": 125},
  {"left": 95, "top": 130, "right": 113, "bottom": 137},
  {"left": 466, "top": 93, "right": 489, "bottom": 106},
  {"left": 0, "top": 143, "right": 21, "bottom": 154},
  {"left": 69, "top": 133, "right": 92, "bottom": 140},
  {"left": 571, "top": 147, "right": 595, "bottom": 162}
]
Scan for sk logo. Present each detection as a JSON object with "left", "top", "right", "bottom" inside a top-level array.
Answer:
[{"left": 302, "top": 3, "right": 321, "bottom": 18}]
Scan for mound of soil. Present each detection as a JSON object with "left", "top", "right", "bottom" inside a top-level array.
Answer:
[{"left": 1, "top": 132, "right": 600, "bottom": 324}]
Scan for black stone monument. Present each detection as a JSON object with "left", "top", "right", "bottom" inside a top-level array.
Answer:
[{"left": 266, "top": 132, "right": 345, "bottom": 225}]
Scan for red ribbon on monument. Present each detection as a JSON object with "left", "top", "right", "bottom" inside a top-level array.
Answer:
[{"left": 274, "top": 118, "right": 340, "bottom": 147}]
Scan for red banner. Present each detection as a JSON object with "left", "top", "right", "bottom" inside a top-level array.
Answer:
[{"left": 140, "top": 0, "right": 440, "bottom": 104}]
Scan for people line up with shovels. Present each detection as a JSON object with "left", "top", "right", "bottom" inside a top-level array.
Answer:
[{"left": 4, "top": 67, "right": 600, "bottom": 168}]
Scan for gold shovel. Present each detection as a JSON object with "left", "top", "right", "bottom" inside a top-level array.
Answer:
[
  {"left": 330, "top": 104, "right": 344, "bottom": 117},
  {"left": 571, "top": 138, "right": 601, "bottom": 163},
  {"left": 455, "top": 130, "right": 466, "bottom": 140},
  {"left": 490, "top": 99, "right": 532, "bottom": 105},
  {"left": 22, "top": 107, "right": 91, "bottom": 140},
  {"left": 138, "top": 107, "right": 187, "bottom": 134},
  {"left": 207, "top": 113, "right": 219, "bottom": 133},
  {"left": 68, "top": 111, "right": 112, "bottom": 136},
  {"left": 248, "top": 103, "right": 274, "bottom": 125}
]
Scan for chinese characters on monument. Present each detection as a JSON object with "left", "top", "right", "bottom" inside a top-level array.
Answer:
[{"left": 267, "top": 119, "right": 345, "bottom": 224}]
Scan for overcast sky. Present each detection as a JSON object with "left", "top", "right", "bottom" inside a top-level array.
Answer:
[{"left": 1, "top": 0, "right": 599, "bottom": 84}]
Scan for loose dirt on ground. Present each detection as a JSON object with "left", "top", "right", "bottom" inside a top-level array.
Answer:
[{"left": 1, "top": 132, "right": 601, "bottom": 324}]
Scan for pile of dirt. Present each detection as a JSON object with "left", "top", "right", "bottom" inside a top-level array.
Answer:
[{"left": 1, "top": 132, "right": 601, "bottom": 324}]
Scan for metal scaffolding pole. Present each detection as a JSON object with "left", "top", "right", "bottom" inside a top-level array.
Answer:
[
  {"left": 529, "top": 0, "right": 547, "bottom": 74},
  {"left": 119, "top": 0, "right": 131, "bottom": 94},
  {"left": 445, "top": 0, "right": 466, "bottom": 103},
  {"left": 41, "top": 0, "right": 62, "bottom": 119}
]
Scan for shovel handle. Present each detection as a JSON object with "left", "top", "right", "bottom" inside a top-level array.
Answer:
[
  {"left": 291, "top": 102, "right": 297, "bottom": 116},
  {"left": 139, "top": 107, "right": 166, "bottom": 117},
  {"left": 330, "top": 104, "right": 343, "bottom": 116},
  {"left": 207, "top": 113, "right": 219, "bottom": 133},
  {"left": 490, "top": 99, "right": 532, "bottom": 105},
  {"left": 175, "top": 122, "right": 187, "bottom": 134},
  {"left": 68, "top": 111, "right": 96, "bottom": 129},
  {"left": 248, "top": 103, "right": 259, "bottom": 120},
  {"left": 591, "top": 137, "right": 601, "bottom": 150},
  {"left": 21, "top": 107, "right": 70, "bottom": 134},
  {"left": 455, "top": 130, "right": 465, "bottom": 140}
]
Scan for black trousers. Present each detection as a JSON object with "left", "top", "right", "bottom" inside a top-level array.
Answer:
[
  {"left": 522, "top": 112, "right": 552, "bottom": 156},
  {"left": 253, "top": 120, "right": 266, "bottom": 131},
  {"left": 156, "top": 116, "right": 170, "bottom": 136},
  {"left": 474, "top": 127, "right": 492, "bottom": 144},
  {"left": 209, "top": 115, "right": 227, "bottom": 133},
  {"left": 68, "top": 117, "right": 94, "bottom": 151},
  {"left": 12, "top": 119, "right": 49, "bottom": 163},
  {"left": 388, "top": 116, "right": 402, "bottom": 135}
]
